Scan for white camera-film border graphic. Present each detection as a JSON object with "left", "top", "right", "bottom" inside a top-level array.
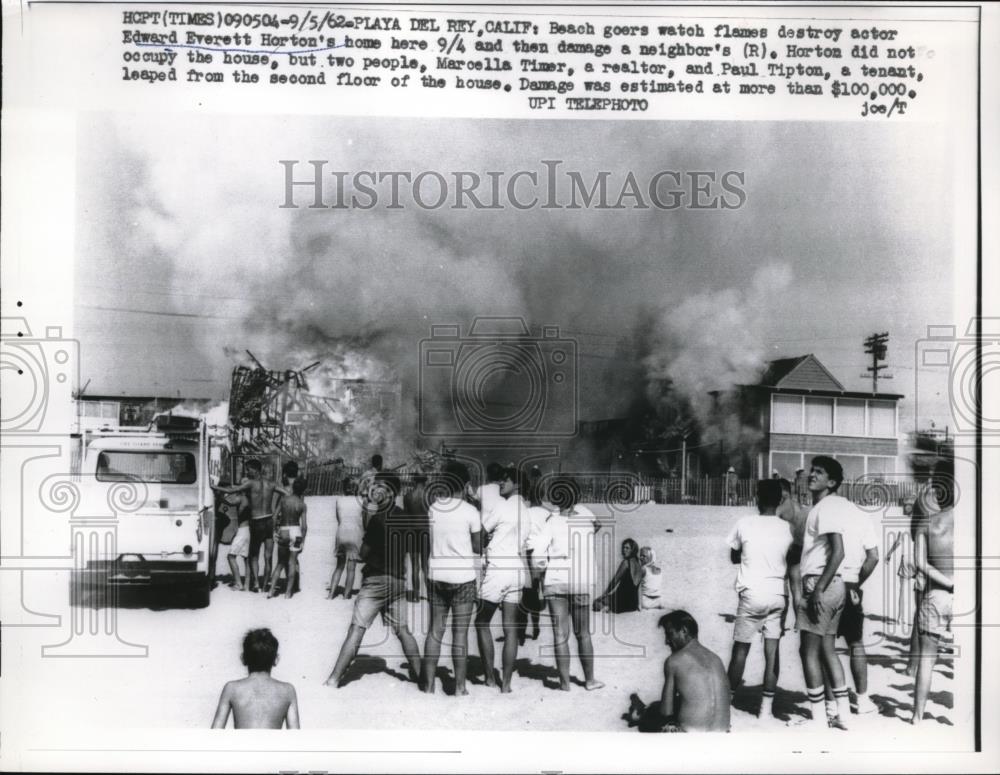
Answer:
[{"left": 914, "top": 318, "right": 1000, "bottom": 445}]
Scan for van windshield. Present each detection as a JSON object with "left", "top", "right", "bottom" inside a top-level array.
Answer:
[{"left": 96, "top": 451, "right": 197, "bottom": 484}]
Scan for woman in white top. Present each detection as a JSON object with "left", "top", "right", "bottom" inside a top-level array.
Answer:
[
  {"left": 527, "top": 476, "right": 604, "bottom": 692},
  {"left": 638, "top": 546, "right": 665, "bottom": 609}
]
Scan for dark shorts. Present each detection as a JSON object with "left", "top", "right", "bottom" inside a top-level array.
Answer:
[
  {"left": 430, "top": 579, "right": 476, "bottom": 612},
  {"left": 214, "top": 515, "right": 233, "bottom": 544},
  {"left": 521, "top": 586, "right": 545, "bottom": 613},
  {"left": 250, "top": 517, "right": 273, "bottom": 545},
  {"left": 638, "top": 707, "right": 683, "bottom": 733},
  {"left": 352, "top": 574, "right": 408, "bottom": 631},
  {"left": 837, "top": 583, "right": 865, "bottom": 643}
]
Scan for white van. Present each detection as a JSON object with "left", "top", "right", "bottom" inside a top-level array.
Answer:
[{"left": 76, "top": 413, "right": 219, "bottom": 607}]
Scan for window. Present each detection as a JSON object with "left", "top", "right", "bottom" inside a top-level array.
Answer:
[
  {"left": 81, "top": 401, "right": 118, "bottom": 418},
  {"left": 805, "top": 397, "right": 834, "bottom": 435},
  {"left": 96, "top": 451, "right": 197, "bottom": 484},
  {"left": 866, "top": 456, "right": 897, "bottom": 476},
  {"left": 770, "top": 452, "right": 803, "bottom": 479},
  {"left": 836, "top": 455, "right": 865, "bottom": 483},
  {"left": 772, "top": 395, "right": 802, "bottom": 433},
  {"left": 836, "top": 399, "right": 865, "bottom": 436},
  {"left": 869, "top": 400, "right": 896, "bottom": 437}
]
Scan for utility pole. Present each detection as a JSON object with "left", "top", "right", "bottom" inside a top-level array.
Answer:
[
  {"left": 864, "top": 332, "right": 889, "bottom": 393},
  {"left": 680, "top": 428, "right": 692, "bottom": 500}
]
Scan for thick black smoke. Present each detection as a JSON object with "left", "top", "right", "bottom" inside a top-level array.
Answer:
[{"left": 121, "top": 116, "right": 792, "bottom": 465}]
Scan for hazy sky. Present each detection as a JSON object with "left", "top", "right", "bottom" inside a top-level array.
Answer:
[{"left": 74, "top": 114, "right": 961, "bottom": 432}]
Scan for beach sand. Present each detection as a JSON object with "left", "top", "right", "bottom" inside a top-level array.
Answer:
[{"left": 23, "top": 500, "right": 954, "bottom": 734}]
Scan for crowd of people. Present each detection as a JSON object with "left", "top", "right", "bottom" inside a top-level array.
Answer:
[
  {"left": 209, "top": 453, "right": 954, "bottom": 734},
  {"left": 211, "top": 459, "right": 309, "bottom": 598},
  {"left": 721, "top": 455, "right": 953, "bottom": 730}
]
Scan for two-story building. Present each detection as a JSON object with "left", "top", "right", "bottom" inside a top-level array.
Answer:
[{"left": 728, "top": 354, "right": 903, "bottom": 482}]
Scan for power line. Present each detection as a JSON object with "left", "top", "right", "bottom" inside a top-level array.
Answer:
[
  {"left": 77, "top": 282, "right": 291, "bottom": 305},
  {"left": 78, "top": 304, "right": 243, "bottom": 320}
]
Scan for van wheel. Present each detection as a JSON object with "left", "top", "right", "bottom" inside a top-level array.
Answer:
[{"left": 187, "top": 579, "right": 211, "bottom": 609}]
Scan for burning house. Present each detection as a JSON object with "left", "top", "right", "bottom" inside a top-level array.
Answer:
[{"left": 226, "top": 352, "right": 401, "bottom": 472}]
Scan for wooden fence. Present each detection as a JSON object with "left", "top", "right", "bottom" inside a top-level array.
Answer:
[{"left": 304, "top": 462, "right": 921, "bottom": 509}]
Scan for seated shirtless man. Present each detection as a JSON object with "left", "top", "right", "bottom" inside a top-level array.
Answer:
[
  {"left": 211, "top": 628, "right": 299, "bottom": 729},
  {"left": 627, "top": 610, "right": 730, "bottom": 732}
]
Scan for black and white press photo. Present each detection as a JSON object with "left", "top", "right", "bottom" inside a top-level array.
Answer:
[{"left": 1, "top": 2, "right": 996, "bottom": 773}]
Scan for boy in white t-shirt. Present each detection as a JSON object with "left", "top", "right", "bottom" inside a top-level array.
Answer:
[
  {"left": 795, "top": 456, "right": 852, "bottom": 729},
  {"left": 725, "top": 479, "right": 794, "bottom": 717},
  {"left": 422, "top": 461, "right": 483, "bottom": 696}
]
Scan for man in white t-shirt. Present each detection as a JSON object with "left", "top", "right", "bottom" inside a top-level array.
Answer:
[
  {"left": 795, "top": 456, "right": 852, "bottom": 729},
  {"left": 830, "top": 500, "right": 879, "bottom": 715},
  {"left": 725, "top": 479, "right": 795, "bottom": 718},
  {"left": 469, "top": 462, "right": 505, "bottom": 528},
  {"left": 475, "top": 466, "right": 532, "bottom": 692},
  {"left": 422, "top": 461, "right": 483, "bottom": 696}
]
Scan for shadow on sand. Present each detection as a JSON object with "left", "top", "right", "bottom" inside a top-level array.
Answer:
[{"left": 337, "top": 655, "right": 416, "bottom": 688}]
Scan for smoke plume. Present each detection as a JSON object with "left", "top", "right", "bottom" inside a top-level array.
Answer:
[{"left": 111, "top": 115, "right": 793, "bottom": 466}]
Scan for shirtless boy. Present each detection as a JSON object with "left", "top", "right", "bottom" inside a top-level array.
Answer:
[
  {"left": 211, "top": 628, "right": 300, "bottom": 729},
  {"left": 213, "top": 459, "right": 288, "bottom": 593},
  {"left": 911, "top": 460, "right": 954, "bottom": 725},
  {"left": 225, "top": 491, "right": 251, "bottom": 591},
  {"left": 628, "top": 611, "right": 730, "bottom": 732},
  {"left": 268, "top": 477, "right": 308, "bottom": 598}
]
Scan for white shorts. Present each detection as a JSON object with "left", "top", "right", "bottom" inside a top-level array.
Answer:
[
  {"left": 229, "top": 524, "right": 250, "bottom": 559},
  {"left": 278, "top": 525, "right": 303, "bottom": 553},
  {"left": 479, "top": 567, "right": 522, "bottom": 604},
  {"left": 733, "top": 589, "right": 786, "bottom": 642}
]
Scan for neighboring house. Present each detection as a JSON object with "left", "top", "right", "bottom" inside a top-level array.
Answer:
[
  {"left": 75, "top": 395, "right": 215, "bottom": 432},
  {"left": 76, "top": 398, "right": 122, "bottom": 432},
  {"left": 715, "top": 354, "right": 903, "bottom": 482}
]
